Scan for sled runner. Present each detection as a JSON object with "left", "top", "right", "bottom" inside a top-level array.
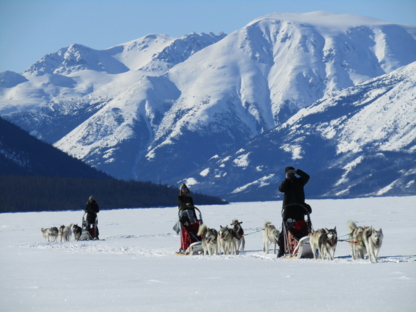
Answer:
[
  {"left": 281, "top": 203, "right": 313, "bottom": 259},
  {"left": 80, "top": 212, "right": 99, "bottom": 240},
  {"left": 175, "top": 207, "right": 203, "bottom": 255}
]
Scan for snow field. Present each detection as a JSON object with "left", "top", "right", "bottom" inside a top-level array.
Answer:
[{"left": 0, "top": 196, "right": 415, "bottom": 311}]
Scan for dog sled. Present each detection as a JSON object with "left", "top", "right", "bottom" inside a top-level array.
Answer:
[
  {"left": 79, "top": 212, "right": 99, "bottom": 240},
  {"left": 175, "top": 207, "right": 204, "bottom": 255},
  {"left": 281, "top": 203, "right": 313, "bottom": 259}
]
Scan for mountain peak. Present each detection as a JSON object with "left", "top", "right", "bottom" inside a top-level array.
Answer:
[{"left": 250, "top": 11, "right": 394, "bottom": 29}]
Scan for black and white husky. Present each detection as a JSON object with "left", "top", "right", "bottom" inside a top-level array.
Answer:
[
  {"left": 197, "top": 224, "right": 218, "bottom": 255},
  {"left": 347, "top": 220, "right": 383, "bottom": 263},
  {"left": 230, "top": 219, "right": 245, "bottom": 252},
  {"left": 262, "top": 221, "right": 280, "bottom": 254},
  {"left": 319, "top": 227, "right": 337, "bottom": 260},
  {"left": 72, "top": 224, "right": 82, "bottom": 241},
  {"left": 218, "top": 225, "right": 239, "bottom": 255}
]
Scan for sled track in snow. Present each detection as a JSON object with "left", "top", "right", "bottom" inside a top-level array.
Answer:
[
  {"left": 104, "top": 233, "right": 178, "bottom": 240},
  {"left": 19, "top": 240, "right": 416, "bottom": 264}
]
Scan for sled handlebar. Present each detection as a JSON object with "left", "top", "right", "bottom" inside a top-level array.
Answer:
[{"left": 178, "top": 206, "right": 202, "bottom": 222}]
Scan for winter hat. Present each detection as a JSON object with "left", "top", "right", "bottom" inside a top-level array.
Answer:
[
  {"left": 284, "top": 166, "right": 295, "bottom": 174},
  {"left": 179, "top": 183, "right": 190, "bottom": 195},
  {"left": 89, "top": 195, "right": 94, "bottom": 200}
]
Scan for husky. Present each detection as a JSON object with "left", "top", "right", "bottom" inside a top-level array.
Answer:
[
  {"left": 218, "top": 225, "right": 238, "bottom": 255},
  {"left": 45, "top": 227, "right": 59, "bottom": 242},
  {"left": 347, "top": 220, "right": 383, "bottom": 263},
  {"left": 364, "top": 227, "right": 383, "bottom": 263},
  {"left": 230, "top": 219, "right": 245, "bottom": 252},
  {"left": 347, "top": 220, "right": 368, "bottom": 260},
  {"left": 72, "top": 224, "right": 82, "bottom": 241},
  {"left": 60, "top": 223, "right": 73, "bottom": 242},
  {"left": 197, "top": 224, "right": 218, "bottom": 255},
  {"left": 310, "top": 228, "right": 327, "bottom": 259},
  {"left": 318, "top": 227, "right": 337, "bottom": 260},
  {"left": 41, "top": 228, "right": 50, "bottom": 242},
  {"left": 262, "top": 221, "right": 280, "bottom": 254},
  {"left": 59, "top": 225, "right": 65, "bottom": 241}
]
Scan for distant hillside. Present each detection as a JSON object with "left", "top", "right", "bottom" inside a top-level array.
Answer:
[
  {"left": 0, "top": 176, "right": 227, "bottom": 213},
  {"left": 0, "top": 117, "right": 227, "bottom": 212},
  {"left": 0, "top": 116, "right": 110, "bottom": 178}
]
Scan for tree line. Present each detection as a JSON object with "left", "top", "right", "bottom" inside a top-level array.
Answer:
[{"left": 0, "top": 176, "right": 228, "bottom": 213}]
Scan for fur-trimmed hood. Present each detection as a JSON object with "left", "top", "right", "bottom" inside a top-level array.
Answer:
[{"left": 179, "top": 183, "right": 190, "bottom": 195}]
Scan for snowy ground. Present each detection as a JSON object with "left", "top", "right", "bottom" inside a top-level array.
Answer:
[{"left": 1, "top": 196, "right": 415, "bottom": 312}]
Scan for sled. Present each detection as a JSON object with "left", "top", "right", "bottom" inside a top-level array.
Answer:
[
  {"left": 175, "top": 207, "right": 203, "bottom": 255},
  {"left": 80, "top": 212, "right": 99, "bottom": 240},
  {"left": 281, "top": 203, "right": 313, "bottom": 259},
  {"left": 175, "top": 242, "right": 204, "bottom": 256}
]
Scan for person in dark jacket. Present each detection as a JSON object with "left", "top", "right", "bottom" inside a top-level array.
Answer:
[
  {"left": 178, "top": 183, "right": 197, "bottom": 224},
  {"left": 177, "top": 183, "right": 200, "bottom": 253},
  {"left": 277, "top": 167, "right": 311, "bottom": 257},
  {"left": 279, "top": 167, "right": 310, "bottom": 207},
  {"left": 85, "top": 195, "right": 99, "bottom": 239}
]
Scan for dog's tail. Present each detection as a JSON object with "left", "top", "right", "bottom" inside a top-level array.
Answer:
[
  {"left": 264, "top": 221, "right": 272, "bottom": 229},
  {"left": 197, "top": 224, "right": 207, "bottom": 236},
  {"left": 346, "top": 220, "right": 358, "bottom": 233}
]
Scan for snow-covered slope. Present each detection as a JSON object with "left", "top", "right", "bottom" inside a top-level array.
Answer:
[
  {"left": 186, "top": 62, "right": 416, "bottom": 200},
  {"left": 1, "top": 12, "right": 415, "bottom": 197}
]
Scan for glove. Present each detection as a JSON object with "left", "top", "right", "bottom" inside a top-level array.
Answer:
[{"left": 286, "top": 170, "right": 296, "bottom": 180}]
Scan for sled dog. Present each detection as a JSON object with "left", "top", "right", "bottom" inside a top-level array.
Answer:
[
  {"left": 318, "top": 227, "right": 337, "bottom": 260},
  {"left": 262, "top": 221, "right": 280, "bottom": 254},
  {"left": 197, "top": 224, "right": 218, "bottom": 255},
  {"left": 347, "top": 220, "right": 383, "bottom": 263},
  {"left": 41, "top": 227, "right": 59, "bottom": 242},
  {"left": 231, "top": 219, "right": 245, "bottom": 252},
  {"left": 310, "top": 228, "right": 327, "bottom": 259},
  {"left": 41, "top": 228, "right": 50, "bottom": 242},
  {"left": 218, "top": 225, "right": 238, "bottom": 255},
  {"left": 72, "top": 224, "right": 82, "bottom": 241},
  {"left": 347, "top": 220, "right": 367, "bottom": 260},
  {"left": 364, "top": 226, "right": 383, "bottom": 263},
  {"left": 60, "top": 223, "right": 73, "bottom": 242},
  {"left": 59, "top": 225, "right": 65, "bottom": 242}
]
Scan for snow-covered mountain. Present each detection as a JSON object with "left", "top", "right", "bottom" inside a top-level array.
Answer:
[
  {"left": 1, "top": 12, "right": 415, "bottom": 199},
  {"left": 0, "top": 32, "right": 225, "bottom": 143},
  {"left": 186, "top": 62, "right": 416, "bottom": 200}
]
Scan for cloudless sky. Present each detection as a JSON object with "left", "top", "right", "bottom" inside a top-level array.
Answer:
[{"left": 1, "top": 0, "right": 415, "bottom": 73}]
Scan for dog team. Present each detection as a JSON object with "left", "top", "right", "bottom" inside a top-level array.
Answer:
[
  {"left": 197, "top": 219, "right": 245, "bottom": 255},
  {"left": 40, "top": 223, "right": 83, "bottom": 242},
  {"left": 195, "top": 218, "right": 383, "bottom": 263},
  {"left": 309, "top": 220, "right": 383, "bottom": 263},
  {"left": 41, "top": 218, "right": 383, "bottom": 262}
]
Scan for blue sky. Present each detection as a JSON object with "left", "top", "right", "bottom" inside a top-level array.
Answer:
[{"left": 1, "top": 0, "right": 415, "bottom": 73}]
